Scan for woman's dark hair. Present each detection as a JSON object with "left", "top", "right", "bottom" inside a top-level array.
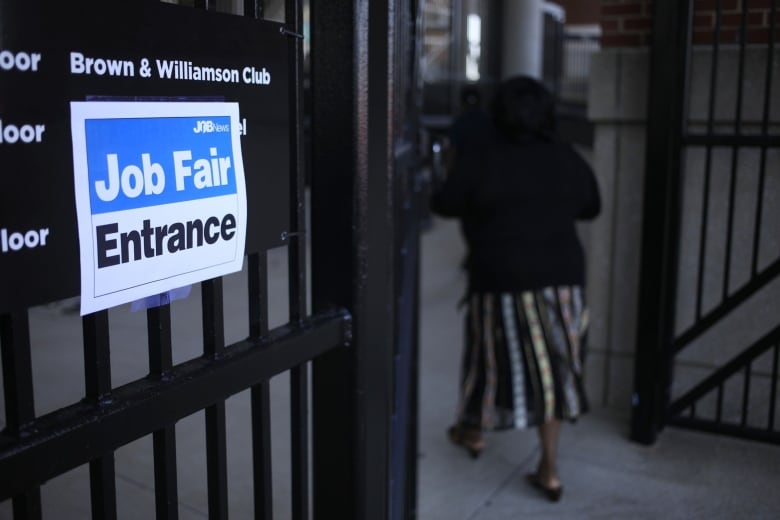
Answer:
[{"left": 491, "top": 75, "right": 556, "bottom": 140}]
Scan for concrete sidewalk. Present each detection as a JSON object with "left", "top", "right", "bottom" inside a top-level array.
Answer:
[{"left": 417, "top": 216, "right": 780, "bottom": 520}]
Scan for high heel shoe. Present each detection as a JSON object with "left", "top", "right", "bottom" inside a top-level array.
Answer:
[
  {"left": 447, "top": 425, "right": 484, "bottom": 459},
  {"left": 526, "top": 472, "right": 563, "bottom": 502}
]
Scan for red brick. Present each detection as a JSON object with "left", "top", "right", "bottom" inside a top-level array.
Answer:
[
  {"left": 623, "top": 16, "right": 653, "bottom": 30},
  {"left": 602, "top": 3, "right": 643, "bottom": 16},
  {"left": 720, "top": 12, "right": 767, "bottom": 27},
  {"left": 601, "top": 33, "right": 644, "bottom": 46},
  {"left": 600, "top": 18, "right": 620, "bottom": 32},
  {"left": 694, "top": 13, "right": 715, "bottom": 27},
  {"left": 694, "top": 0, "right": 741, "bottom": 12},
  {"left": 692, "top": 27, "right": 743, "bottom": 43},
  {"left": 748, "top": 27, "right": 780, "bottom": 42}
]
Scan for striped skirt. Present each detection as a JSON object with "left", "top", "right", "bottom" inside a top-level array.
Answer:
[{"left": 455, "top": 287, "right": 589, "bottom": 431}]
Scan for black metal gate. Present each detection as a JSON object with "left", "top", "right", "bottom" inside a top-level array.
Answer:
[
  {"left": 633, "top": 0, "right": 779, "bottom": 445},
  {"left": 1, "top": 1, "right": 423, "bottom": 519}
]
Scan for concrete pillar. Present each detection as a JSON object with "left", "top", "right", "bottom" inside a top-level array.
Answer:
[{"left": 502, "top": 0, "right": 543, "bottom": 79}]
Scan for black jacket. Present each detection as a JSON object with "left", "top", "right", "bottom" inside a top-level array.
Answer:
[{"left": 431, "top": 130, "right": 601, "bottom": 293}]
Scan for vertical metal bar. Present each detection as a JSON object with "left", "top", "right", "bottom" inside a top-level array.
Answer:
[
  {"left": 89, "top": 456, "right": 118, "bottom": 520},
  {"left": 248, "top": 252, "right": 273, "bottom": 520},
  {"left": 769, "top": 344, "right": 778, "bottom": 430},
  {"left": 695, "top": 0, "right": 722, "bottom": 320},
  {"left": 290, "top": 367, "right": 308, "bottom": 520},
  {"left": 751, "top": 0, "right": 777, "bottom": 276},
  {"left": 631, "top": 0, "right": 691, "bottom": 444},
  {"left": 147, "top": 305, "right": 179, "bottom": 520},
  {"left": 202, "top": 279, "right": 228, "bottom": 520},
  {"left": 248, "top": 253, "right": 268, "bottom": 340},
  {"left": 741, "top": 362, "right": 752, "bottom": 427},
  {"left": 1, "top": 312, "right": 36, "bottom": 434},
  {"left": 722, "top": 2, "right": 750, "bottom": 299},
  {"left": 287, "top": 0, "right": 310, "bottom": 518},
  {"left": 716, "top": 383, "right": 724, "bottom": 423},
  {"left": 251, "top": 382, "right": 273, "bottom": 520},
  {"left": 310, "top": 1, "right": 360, "bottom": 516},
  {"left": 0, "top": 312, "right": 42, "bottom": 519},
  {"left": 83, "top": 311, "right": 118, "bottom": 520},
  {"left": 194, "top": 0, "right": 216, "bottom": 11},
  {"left": 245, "top": 0, "right": 265, "bottom": 19},
  {"left": 83, "top": 311, "right": 112, "bottom": 402}
]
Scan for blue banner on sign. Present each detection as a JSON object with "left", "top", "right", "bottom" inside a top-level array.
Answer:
[{"left": 85, "top": 116, "right": 237, "bottom": 214}]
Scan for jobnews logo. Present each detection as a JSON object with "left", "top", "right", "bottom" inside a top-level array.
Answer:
[{"left": 193, "top": 120, "right": 229, "bottom": 133}]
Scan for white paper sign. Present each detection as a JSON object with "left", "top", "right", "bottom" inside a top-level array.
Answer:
[{"left": 70, "top": 101, "right": 247, "bottom": 315}]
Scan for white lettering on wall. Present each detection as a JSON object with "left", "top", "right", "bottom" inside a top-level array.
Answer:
[
  {"left": 70, "top": 52, "right": 135, "bottom": 77},
  {"left": 1, "top": 228, "right": 50, "bottom": 253},
  {"left": 0, "top": 50, "right": 42, "bottom": 72},
  {"left": 0, "top": 120, "right": 45, "bottom": 144}
]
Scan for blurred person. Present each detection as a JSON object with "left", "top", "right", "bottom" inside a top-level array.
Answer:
[
  {"left": 448, "top": 84, "right": 491, "bottom": 157},
  {"left": 430, "top": 75, "right": 601, "bottom": 502}
]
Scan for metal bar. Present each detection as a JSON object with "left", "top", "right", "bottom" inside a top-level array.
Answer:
[
  {"left": 286, "top": 0, "right": 310, "bottom": 517},
  {"left": 673, "top": 258, "right": 780, "bottom": 350},
  {"left": 0, "top": 312, "right": 42, "bottom": 519},
  {"left": 716, "top": 384, "right": 724, "bottom": 423},
  {"left": 244, "top": 0, "right": 264, "bottom": 19},
  {"left": 153, "top": 426, "right": 179, "bottom": 520},
  {"left": 669, "top": 324, "right": 780, "bottom": 415},
  {"left": 205, "top": 403, "right": 228, "bottom": 520},
  {"left": 194, "top": 0, "right": 216, "bottom": 11},
  {"left": 148, "top": 305, "right": 173, "bottom": 378},
  {"left": 631, "top": 0, "right": 691, "bottom": 444},
  {"left": 722, "top": 3, "right": 750, "bottom": 300},
  {"left": 770, "top": 344, "right": 779, "bottom": 430},
  {"left": 83, "top": 311, "right": 117, "bottom": 520},
  {"left": 310, "top": 0, "right": 360, "bottom": 516},
  {"left": 147, "top": 305, "right": 178, "bottom": 520},
  {"left": 202, "top": 279, "right": 228, "bottom": 520},
  {"left": 83, "top": 311, "right": 112, "bottom": 402},
  {"left": 669, "top": 416, "right": 780, "bottom": 444},
  {"left": 248, "top": 253, "right": 268, "bottom": 340},
  {"left": 0, "top": 310, "right": 350, "bottom": 501},
  {"left": 89, "top": 454, "right": 118, "bottom": 520},
  {"left": 1, "top": 312, "right": 36, "bottom": 432},
  {"left": 290, "top": 365, "right": 309, "bottom": 520},
  {"left": 11, "top": 490, "right": 42, "bottom": 520},
  {"left": 751, "top": 0, "right": 777, "bottom": 276},
  {"left": 248, "top": 251, "right": 273, "bottom": 520},
  {"left": 694, "top": 0, "right": 723, "bottom": 321},
  {"left": 202, "top": 279, "right": 226, "bottom": 357},
  {"left": 287, "top": 0, "right": 306, "bottom": 325},
  {"left": 251, "top": 382, "right": 273, "bottom": 520},
  {"left": 741, "top": 363, "right": 752, "bottom": 427}
]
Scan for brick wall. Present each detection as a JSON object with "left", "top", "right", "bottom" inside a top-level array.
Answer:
[{"left": 600, "top": 0, "right": 779, "bottom": 47}]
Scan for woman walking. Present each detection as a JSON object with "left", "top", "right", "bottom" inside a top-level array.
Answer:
[{"left": 431, "top": 75, "right": 601, "bottom": 502}]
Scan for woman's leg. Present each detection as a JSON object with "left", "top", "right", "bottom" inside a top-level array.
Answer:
[{"left": 536, "top": 419, "right": 562, "bottom": 489}]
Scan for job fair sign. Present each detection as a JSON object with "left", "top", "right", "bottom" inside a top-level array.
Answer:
[{"left": 70, "top": 102, "right": 247, "bottom": 315}]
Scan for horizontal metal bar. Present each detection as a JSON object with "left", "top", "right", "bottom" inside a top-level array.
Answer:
[
  {"left": 674, "top": 258, "right": 780, "bottom": 351},
  {"left": 669, "top": 416, "right": 780, "bottom": 445},
  {"left": 669, "top": 323, "right": 780, "bottom": 416},
  {"left": 684, "top": 133, "right": 780, "bottom": 148},
  {"left": 0, "top": 309, "right": 351, "bottom": 501}
]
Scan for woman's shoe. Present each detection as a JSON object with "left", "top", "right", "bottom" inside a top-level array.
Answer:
[
  {"left": 526, "top": 472, "right": 563, "bottom": 502},
  {"left": 447, "top": 424, "right": 484, "bottom": 459}
]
